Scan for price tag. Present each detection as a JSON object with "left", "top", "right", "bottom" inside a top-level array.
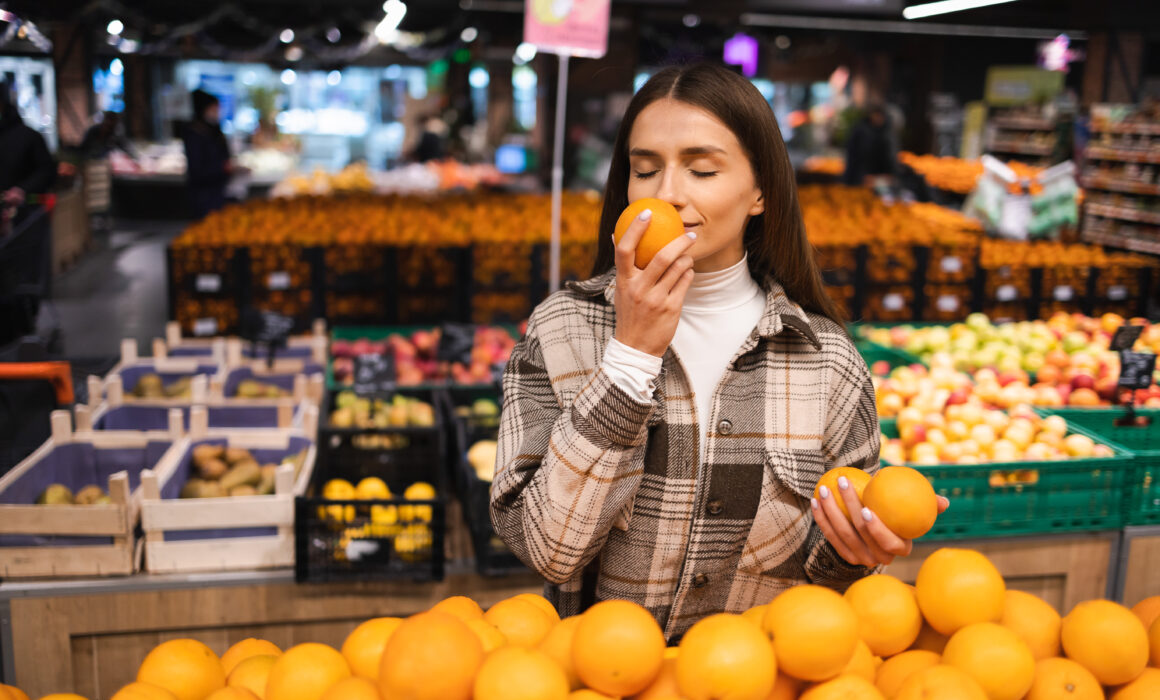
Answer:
[
  {"left": 239, "top": 308, "right": 295, "bottom": 367},
  {"left": 1108, "top": 285, "right": 1129, "bottom": 300},
  {"left": 883, "top": 294, "right": 905, "bottom": 312},
  {"left": 267, "top": 271, "right": 291, "bottom": 290},
  {"left": 352, "top": 353, "right": 397, "bottom": 398},
  {"left": 1118, "top": 351, "right": 1156, "bottom": 390},
  {"left": 1054, "top": 285, "right": 1075, "bottom": 302},
  {"left": 436, "top": 322, "right": 476, "bottom": 365},
  {"left": 193, "top": 318, "right": 218, "bottom": 337},
  {"left": 1111, "top": 325, "right": 1144, "bottom": 352},
  {"left": 937, "top": 295, "right": 960, "bottom": 313},
  {"left": 195, "top": 274, "right": 221, "bottom": 293},
  {"left": 997, "top": 285, "right": 1018, "bottom": 302},
  {"left": 940, "top": 256, "right": 963, "bottom": 274}
]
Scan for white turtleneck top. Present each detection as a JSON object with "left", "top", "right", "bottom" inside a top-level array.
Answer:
[{"left": 602, "top": 255, "right": 766, "bottom": 467}]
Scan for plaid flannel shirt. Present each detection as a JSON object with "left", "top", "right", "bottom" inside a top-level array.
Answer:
[{"left": 490, "top": 268, "right": 880, "bottom": 641}]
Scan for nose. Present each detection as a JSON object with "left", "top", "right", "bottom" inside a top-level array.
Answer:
[{"left": 653, "top": 167, "right": 687, "bottom": 210}]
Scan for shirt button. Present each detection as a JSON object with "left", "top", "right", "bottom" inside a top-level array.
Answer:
[
  {"left": 706, "top": 499, "right": 724, "bottom": 516},
  {"left": 717, "top": 419, "right": 733, "bottom": 435},
  {"left": 693, "top": 573, "right": 710, "bottom": 588}
]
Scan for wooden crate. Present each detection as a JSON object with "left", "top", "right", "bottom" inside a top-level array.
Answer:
[
  {"left": 104, "top": 339, "right": 221, "bottom": 403},
  {"left": 139, "top": 406, "right": 319, "bottom": 574},
  {"left": 164, "top": 320, "right": 329, "bottom": 371},
  {"left": 1118, "top": 526, "right": 1160, "bottom": 607},
  {"left": 0, "top": 410, "right": 184, "bottom": 578}
]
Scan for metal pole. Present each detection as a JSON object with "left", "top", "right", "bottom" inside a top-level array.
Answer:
[{"left": 549, "top": 53, "right": 570, "bottom": 294}]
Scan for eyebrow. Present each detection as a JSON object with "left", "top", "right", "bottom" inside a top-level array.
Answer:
[{"left": 628, "top": 146, "right": 726, "bottom": 157}]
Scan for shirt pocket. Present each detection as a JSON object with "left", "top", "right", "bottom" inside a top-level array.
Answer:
[{"left": 736, "top": 446, "right": 822, "bottom": 575}]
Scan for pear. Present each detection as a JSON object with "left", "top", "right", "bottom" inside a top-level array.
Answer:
[
  {"left": 224, "top": 447, "right": 253, "bottom": 465},
  {"left": 220, "top": 460, "right": 262, "bottom": 492},
  {"left": 36, "top": 483, "right": 75, "bottom": 505},
  {"left": 196, "top": 458, "right": 227, "bottom": 480},
  {"left": 192, "top": 444, "right": 224, "bottom": 463},
  {"left": 229, "top": 484, "right": 258, "bottom": 497},
  {"left": 74, "top": 484, "right": 105, "bottom": 505},
  {"left": 134, "top": 373, "right": 164, "bottom": 398},
  {"left": 180, "top": 479, "right": 205, "bottom": 499}
]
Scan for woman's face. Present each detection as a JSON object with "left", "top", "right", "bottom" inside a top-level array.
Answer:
[{"left": 627, "top": 98, "right": 764, "bottom": 273}]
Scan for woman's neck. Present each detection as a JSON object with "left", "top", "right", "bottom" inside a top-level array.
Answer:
[{"left": 683, "top": 255, "right": 760, "bottom": 311}]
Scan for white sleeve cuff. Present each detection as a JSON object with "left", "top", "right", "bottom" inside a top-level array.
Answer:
[{"left": 602, "top": 337, "right": 664, "bottom": 404}]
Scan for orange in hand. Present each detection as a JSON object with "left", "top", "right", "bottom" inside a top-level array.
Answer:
[{"left": 613, "top": 198, "right": 686, "bottom": 269}]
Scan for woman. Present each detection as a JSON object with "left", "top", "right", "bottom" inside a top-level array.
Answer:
[
  {"left": 181, "top": 89, "right": 236, "bottom": 219},
  {"left": 490, "top": 64, "right": 945, "bottom": 641}
]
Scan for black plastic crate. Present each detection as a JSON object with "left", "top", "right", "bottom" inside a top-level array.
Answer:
[
  {"left": 438, "top": 386, "right": 501, "bottom": 493},
  {"left": 298, "top": 388, "right": 447, "bottom": 582}
]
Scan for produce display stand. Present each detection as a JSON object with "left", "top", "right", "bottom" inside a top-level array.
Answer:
[{"left": 1116, "top": 525, "right": 1160, "bottom": 606}]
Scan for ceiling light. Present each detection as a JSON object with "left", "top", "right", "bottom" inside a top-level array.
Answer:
[
  {"left": 326, "top": 27, "right": 342, "bottom": 43},
  {"left": 775, "top": 35, "right": 791, "bottom": 49},
  {"left": 280, "top": 28, "right": 295, "bottom": 43},
  {"left": 281, "top": 69, "right": 297, "bottom": 85},
  {"left": 903, "top": 0, "right": 1018, "bottom": 20},
  {"left": 682, "top": 14, "right": 700, "bottom": 27},
  {"left": 515, "top": 42, "right": 537, "bottom": 62},
  {"left": 107, "top": 19, "right": 124, "bottom": 35},
  {"left": 327, "top": 70, "right": 342, "bottom": 86},
  {"left": 461, "top": 27, "right": 478, "bottom": 42},
  {"left": 285, "top": 46, "right": 303, "bottom": 61}
]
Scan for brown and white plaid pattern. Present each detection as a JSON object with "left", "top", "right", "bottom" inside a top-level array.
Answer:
[{"left": 490, "top": 269, "right": 880, "bottom": 641}]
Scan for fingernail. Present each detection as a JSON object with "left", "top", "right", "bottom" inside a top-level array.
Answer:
[
  {"left": 685, "top": 232, "right": 697, "bottom": 240},
  {"left": 810, "top": 498, "right": 819, "bottom": 510},
  {"left": 838, "top": 476, "right": 850, "bottom": 491},
  {"left": 638, "top": 209, "right": 652, "bottom": 221},
  {"left": 862, "top": 507, "right": 874, "bottom": 523},
  {"left": 819, "top": 485, "right": 830, "bottom": 500}
]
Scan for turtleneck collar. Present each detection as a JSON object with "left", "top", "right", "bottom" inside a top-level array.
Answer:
[{"left": 683, "top": 254, "right": 762, "bottom": 311}]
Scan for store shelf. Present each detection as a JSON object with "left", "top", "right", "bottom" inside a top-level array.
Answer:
[
  {"left": 1085, "top": 203, "right": 1160, "bottom": 226},
  {"left": 1090, "top": 122, "right": 1160, "bottom": 136},
  {"left": 991, "top": 117, "right": 1056, "bottom": 131},
  {"left": 1082, "top": 176, "right": 1160, "bottom": 197},
  {"left": 1085, "top": 147, "right": 1160, "bottom": 164},
  {"left": 986, "top": 141, "right": 1055, "bottom": 156},
  {"left": 1082, "top": 226, "right": 1160, "bottom": 256}
]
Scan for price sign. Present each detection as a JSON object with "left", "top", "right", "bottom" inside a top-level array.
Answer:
[
  {"left": 996, "top": 285, "right": 1018, "bottom": 302},
  {"left": 1118, "top": 351, "right": 1156, "bottom": 390},
  {"left": 937, "top": 295, "right": 960, "bottom": 312},
  {"left": 267, "top": 271, "right": 291, "bottom": 290},
  {"left": 1107, "top": 285, "right": 1128, "bottom": 300},
  {"left": 940, "top": 256, "right": 963, "bottom": 274},
  {"left": 240, "top": 308, "right": 294, "bottom": 368},
  {"left": 436, "top": 322, "right": 476, "bottom": 365},
  {"left": 352, "top": 352, "right": 397, "bottom": 398},
  {"left": 195, "top": 274, "right": 222, "bottom": 293},
  {"left": 193, "top": 318, "right": 218, "bottom": 336},
  {"left": 1054, "top": 285, "right": 1074, "bottom": 302},
  {"left": 883, "top": 294, "right": 905, "bottom": 312},
  {"left": 1111, "top": 324, "right": 1144, "bottom": 352}
]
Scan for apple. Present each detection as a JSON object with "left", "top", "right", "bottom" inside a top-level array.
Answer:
[
  {"left": 1063, "top": 434, "right": 1096, "bottom": 458},
  {"left": 946, "top": 388, "right": 971, "bottom": 406},
  {"left": 1070, "top": 373, "right": 1096, "bottom": 392},
  {"left": 1095, "top": 376, "right": 1118, "bottom": 402}
]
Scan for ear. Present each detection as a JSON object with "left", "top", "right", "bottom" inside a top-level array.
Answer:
[{"left": 748, "top": 190, "right": 765, "bottom": 217}]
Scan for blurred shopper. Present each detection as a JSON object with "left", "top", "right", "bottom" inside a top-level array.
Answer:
[
  {"left": 181, "top": 89, "right": 237, "bottom": 218},
  {"left": 843, "top": 105, "right": 898, "bottom": 186},
  {"left": 79, "top": 111, "right": 135, "bottom": 232},
  {"left": 0, "top": 79, "right": 55, "bottom": 230}
]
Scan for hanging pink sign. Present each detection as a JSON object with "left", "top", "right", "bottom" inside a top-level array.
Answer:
[{"left": 524, "top": 0, "right": 611, "bottom": 59}]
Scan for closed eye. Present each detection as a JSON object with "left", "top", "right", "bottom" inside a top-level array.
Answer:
[
  {"left": 632, "top": 169, "right": 660, "bottom": 179},
  {"left": 691, "top": 170, "right": 718, "bottom": 178}
]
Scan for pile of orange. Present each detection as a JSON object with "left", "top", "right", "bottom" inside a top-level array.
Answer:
[
  {"left": 7, "top": 548, "right": 1158, "bottom": 700},
  {"left": 802, "top": 156, "right": 846, "bottom": 176},
  {"left": 899, "top": 152, "right": 1047, "bottom": 195}
]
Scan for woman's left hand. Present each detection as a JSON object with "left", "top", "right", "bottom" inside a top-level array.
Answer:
[{"left": 811, "top": 474, "right": 950, "bottom": 567}]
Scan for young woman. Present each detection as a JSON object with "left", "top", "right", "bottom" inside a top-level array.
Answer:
[{"left": 490, "top": 63, "right": 945, "bottom": 641}]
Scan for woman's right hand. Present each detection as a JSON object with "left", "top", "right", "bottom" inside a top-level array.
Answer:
[{"left": 612, "top": 208, "right": 697, "bottom": 357}]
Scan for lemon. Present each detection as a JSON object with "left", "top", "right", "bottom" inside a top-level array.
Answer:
[{"left": 355, "top": 477, "right": 391, "bottom": 500}]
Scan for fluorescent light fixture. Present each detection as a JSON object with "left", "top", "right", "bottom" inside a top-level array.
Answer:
[
  {"left": 903, "top": 0, "right": 1018, "bottom": 20},
  {"left": 376, "top": 1, "right": 407, "bottom": 44},
  {"left": 107, "top": 19, "right": 124, "bottom": 35}
]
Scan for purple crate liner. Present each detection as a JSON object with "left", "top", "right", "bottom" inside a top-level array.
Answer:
[
  {"left": 95, "top": 405, "right": 289, "bottom": 431},
  {"left": 0, "top": 440, "right": 173, "bottom": 547},
  {"left": 223, "top": 363, "right": 324, "bottom": 398},
  {"left": 117, "top": 364, "right": 220, "bottom": 395},
  {"left": 169, "top": 344, "right": 315, "bottom": 360},
  {"left": 158, "top": 436, "right": 312, "bottom": 542}
]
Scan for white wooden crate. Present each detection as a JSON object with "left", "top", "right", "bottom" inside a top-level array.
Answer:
[
  {"left": 140, "top": 405, "right": 319, "bottom": 574},
  {"left": 0, "top": 410, "right": 185, "bottom": 578},
  {"left": 164, "top": 320, "right": 328, "bottom": 372}
]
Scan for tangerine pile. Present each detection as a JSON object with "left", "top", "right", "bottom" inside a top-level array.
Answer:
[{"left": 7, "top": 549, "right": 1159, "bottom": 700}]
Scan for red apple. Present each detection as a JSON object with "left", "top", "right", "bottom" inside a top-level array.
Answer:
[
  {"left": 998, "top": 370, "right": 1028, "bottom": 388},
  {"left": 1095, "top": 376, "right": 1118, "bottom": 402},
  {"left": 871, "top": 361, "right": 891, "bottom": 376},
  {"left": 946, "top": 388, "right": 972, "bottom": 406},
  {"left": 1070, "top": 374, "right": 1096, "bottom": 392}
]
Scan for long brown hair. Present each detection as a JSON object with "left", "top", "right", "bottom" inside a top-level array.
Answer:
[{"left": 590, "top": 63, "right": 844, "bottom": 325}]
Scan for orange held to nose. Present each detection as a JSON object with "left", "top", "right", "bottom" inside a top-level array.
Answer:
[{"left": 613, "top": 198, "right": 687, "bottom": 269}]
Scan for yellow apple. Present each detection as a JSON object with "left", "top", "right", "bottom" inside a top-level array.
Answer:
[
  {"left": 1063, "top": 434, "right": 1095, "bottom": 458},
  {"left": 970, "top": 424, "right": 997, "bottom": 449}
]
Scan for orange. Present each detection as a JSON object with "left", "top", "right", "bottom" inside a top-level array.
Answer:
[
  {"left": 226, "top": 655, "right": 278, "bottom": 699},
  {"left": 841, "top": 641, "right": 878, "bottom": 683},
  {"left": 677, "top": 613, "right": 777, "bottom": 700},
  {"left": 767, "top": 673, "right": 804, "bottom": 700},
  {"left": 513, "top": 593, "right": 561, "bottom": 622},
  {"left": 0, "top": 686, "right": 29, "bottom": 700},
  {"left": 894, "top": 666, "right": 988, "bottom": 700},
  {"left": 764, "top": 585, "right": 859, "bottom": 682},
  {"left": 483, "top": 598, "right": 555, "bottom": 647},
  {"left": 942, "top": 622, "right": 1036, "bottom": 700},
  {"left": 861, "top": 467, "right": 938, "bottom": 539},
  {"left": 815, "top": 467, "right": 874, "bottom": 521},
  {"left": 341, "top": 617, "right": 403, "bottom": 680},
  {"left": 573, "top": 599, "right": 666, "bottom": 697},
  {"left": 467, "top": 619, "right": 507, "bottom": 653},
  {"left": 136, "top": 639, "right": 226, "bottom": 700},
  {"left": 205, "top": 690, "right": 259, "bottom": 700},
  {"left": 318, "top": 677, "right": 380, "bottom": 700},
  {"left": 1061, "top": 599, "right": 1149, "bottom": 686},
  {"left": 1130, "top": 596, "right": 1160, "bottom": 630},
  {"left": 742, "top": 604, "right": 769, "bottom": 629},
  {"left": 874, "top": 650, "right": 940, "bottom": 698},
  {"left": 109, "top": 684, "right": 177, "bottom": 700},
  {"left": 266, "top": 643, "right": 351, "bottom": 700},
  {"left": 35, "top": 696, "right": 88, "bottom": 700},
  {"left": 378, "top": 612, "right": 483, "bottom": 700},
  {"left": 799, "top": 675, "right": 885, "bottom": 699},
  {"left": 539, "top": 616, "right": 583, "bottom": 690},
  {"left": 430, "top": 596, "right": 484, "bottom": 623},
  {"left": 473, "top": 647, "right": 569, "bottom": 700},
  {"left": 629, "top": 656, "right": 681, "bottom": 700},
  {"left": 221, "top": 639, "right": 283, "bottom": 676},
  {"left": 1000, "top": 590, "right": 1061, "bottom": 661},
  {"left": 613, "top": 198, "right": 686, "bottom": 268},
  {"left": 844, "top": 575, "right": 923, "bottom": 657},
  {"left": 569, "top": 692, "right": 617, "bottom": 700},
  {"left": 1151, "top": 617, "right": 1160, "bottom": 667},
  {"left": 1109, "top": 667, "right": 1160, "bottom": 700},
  {"left": 1024, "top": 658, "right": 1103, "bottom": 700},
  {"left": 915, "top": 548, "right": 1006, "bottom": 635},
  {"left": 908, "top": 622, "right": 949, "bottom": 654}
]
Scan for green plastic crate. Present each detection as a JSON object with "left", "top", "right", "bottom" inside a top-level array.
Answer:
[
  {"left": 858, "top": 342, "right": 924, "bottom": 376},
  {"left": 1037, "top": 407, "right": 1160, "bottom": 526},
  {"left": 879, "top": 421, "right": 1130, "bottom": 540}
]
